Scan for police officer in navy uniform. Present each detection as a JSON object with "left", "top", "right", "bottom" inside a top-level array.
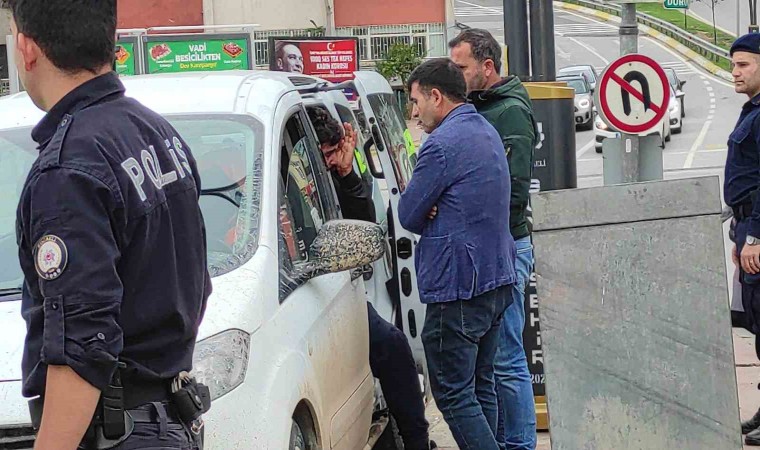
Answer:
[
  {"left": 5, "top": 1, "right": 211, "bottom": 449},
  {"left": 726, "top": 34, "right": 760, "bottom": 447}
]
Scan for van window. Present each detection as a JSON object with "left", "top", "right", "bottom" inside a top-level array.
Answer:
[
  {"left": 279, "top": 111, "right": 338, "bottom": 263},
  {"left": 366, "top": 93, "right": 416, "bottom": 192}
]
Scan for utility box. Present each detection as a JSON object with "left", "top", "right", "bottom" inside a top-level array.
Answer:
[{"left": 531, "top": 176, "right": 741, "bottom": 449}]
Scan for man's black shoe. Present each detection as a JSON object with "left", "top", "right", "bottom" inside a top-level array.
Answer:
[
  {"left": 747, "top": 427, "right": 760, "bottom": 446},
  {"left": 743, "top": 408, "right": 760, "bottom": 434}
]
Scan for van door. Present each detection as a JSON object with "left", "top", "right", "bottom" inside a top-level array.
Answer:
[
  {"left": 314, "top": 94, "right": 398, "bottom": 328},
  {"left": 352, "top": 71, "right": 426, "bottom": 368},
  {"left": 277, "top": 107, "right": 373, "bottom": 449}
]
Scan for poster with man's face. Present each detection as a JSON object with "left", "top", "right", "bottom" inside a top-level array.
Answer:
[{"left": 269, "top": 37, "right": 360, "bottom": 84}]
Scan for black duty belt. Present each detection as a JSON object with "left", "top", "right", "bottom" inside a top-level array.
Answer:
[
  {"left": 122, "top": 378, "right": 172, "bottom": 410},
  {"left": 128, "top": 402, "right": 183, "bottom": 423},
  {"left": 733, "top": 203, "right": 754, "bottom": 221}
]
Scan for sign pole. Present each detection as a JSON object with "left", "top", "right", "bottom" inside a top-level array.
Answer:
[
  {"left": 620, "top": 3, "right": 640, "bottom": 183},
  {"left": 621, "top": 135, "right": 641, "bottom": 182}
]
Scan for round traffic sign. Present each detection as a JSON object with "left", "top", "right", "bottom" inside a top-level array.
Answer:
[{"left": 596, "top": 54, "right": 670, "bottom": 135}]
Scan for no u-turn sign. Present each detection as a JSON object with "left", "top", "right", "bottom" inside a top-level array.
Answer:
[{"left": 596, "top": 54, "right": 670, "bottom": 135}]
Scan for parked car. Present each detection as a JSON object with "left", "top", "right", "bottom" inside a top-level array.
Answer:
[
  {"left": 594, "top": 113, "right": 671, "bottom": 153},
  {"left": 663, "top": 67, "right": 686, "bottom": 118},
  {"left": 667, "top": 84, "right": 682, "bottom": 134},
  {"left": 559, "top": 74, "right": 594, "bottom": 130},
  {"left": 558, "top": 64, "right": 599, "bottom": 92},
  {"left": 0, "top": 70, "right": 428, "bottom": 449}
]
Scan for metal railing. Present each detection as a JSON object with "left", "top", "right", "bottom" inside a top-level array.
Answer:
[
  {"left": 335, "top": 23, "right": 446, "bottom": 61},
  {"left": 561, "top": 0, "right": 730, "bottom": 67}
]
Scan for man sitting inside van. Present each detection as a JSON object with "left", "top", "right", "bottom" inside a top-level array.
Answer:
[{"left": 306, "top": 105, "right": 435, "bottom": 450}]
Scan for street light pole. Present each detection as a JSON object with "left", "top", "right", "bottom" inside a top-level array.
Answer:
[
  {"left": 504, "top": 0, "right": 531, "bottom": 79},
  {"left": 620, "top": 3, "right": 639, "bottom": 55},
  {"left": 619, "top": 3, "right": 640, "bottom": 183},
  {"left": 529, "top": 0, "right": 557, "bottom": 81},
  {"left": 738, "top": 0, "right": 742, "bottom": 36}
]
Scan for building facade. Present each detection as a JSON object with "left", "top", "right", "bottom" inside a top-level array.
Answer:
[{"left": 118, "top": 0, "right": 453, "bottom": 65}]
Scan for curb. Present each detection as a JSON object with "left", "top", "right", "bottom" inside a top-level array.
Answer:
[{"left": 554, "top": 1, "right": 734, "bottom": 83}]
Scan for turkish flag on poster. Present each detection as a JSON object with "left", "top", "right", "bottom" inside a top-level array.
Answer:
[{"left": 275, "top": 39, "right": 358, "bottom": 83}]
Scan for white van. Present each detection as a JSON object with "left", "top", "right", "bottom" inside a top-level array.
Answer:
[{"left": 0, "top": 70, "right": 427, "bottom": 450}]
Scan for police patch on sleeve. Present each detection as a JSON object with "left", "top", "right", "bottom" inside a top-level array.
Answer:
[{"left": 34, "top": 235, "right": 68, "bottom": 281}]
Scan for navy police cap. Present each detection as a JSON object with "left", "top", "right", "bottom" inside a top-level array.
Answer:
[{"left": 731, "top": 33, "right": 760, "bottom": 56}]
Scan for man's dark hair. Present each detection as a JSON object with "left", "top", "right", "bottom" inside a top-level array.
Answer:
[
  {"left": 407, "top": 58, "right": 467, "bottom": 103},
  {"left": 448, "top": 28, "right": 502, "bottom": 73},
  {"left": 307, "top": 106, "right": 343, "bottom": 147},
  {"left": 1, "top": 0, "right": 116, "bottom": 74}
]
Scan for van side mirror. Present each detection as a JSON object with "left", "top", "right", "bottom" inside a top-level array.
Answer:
[
  {"left": 306, "top": 220, "right": 385, "bottom": 278},
  {"left": 679, "top": 80, "right": 686, "bottom": 88}
]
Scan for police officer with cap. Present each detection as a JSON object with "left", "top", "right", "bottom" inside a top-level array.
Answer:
[
  {"left": 727, "top": 33, "right": 760, "bottom": 447},
  {"left": 4, "top": 0, "right": 212, "bottom": 448}
]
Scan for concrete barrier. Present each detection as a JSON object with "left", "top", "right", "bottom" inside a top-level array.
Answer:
[{"left": 532, "top": 176, "right": 741, "bottom": 449}]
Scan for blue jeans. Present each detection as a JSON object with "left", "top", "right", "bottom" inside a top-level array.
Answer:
[
  {"left": 495, "top": 237, "right": 537, "bottom": 450},
  {"left": 422, "top": 285, "right": 512, "bottom": 450}
]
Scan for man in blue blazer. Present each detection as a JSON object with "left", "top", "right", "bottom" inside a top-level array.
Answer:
[{"left": 399, "top": 58, "right": 517, "bottom": 450}]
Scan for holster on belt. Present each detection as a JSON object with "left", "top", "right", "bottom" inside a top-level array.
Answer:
[
  {"left": 170, "top": 371, "right": 211, "bottom": 434},
  {"left": 28, "top": 362, "right": 133, "bottom": 450}
]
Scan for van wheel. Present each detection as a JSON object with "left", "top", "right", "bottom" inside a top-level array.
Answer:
[
  {"left": 291, "top": 404, "right": 320, "bottom": 450},
  {"left": 374, "top": 415, "right": 404, "bottom": 450},
  {"left": 290, "top": 419, "right": 307, "bottom": 450}
]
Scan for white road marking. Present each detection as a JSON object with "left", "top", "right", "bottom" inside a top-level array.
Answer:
[
  {"left": 567, "top": 36, "right": 609, "bottom": 65},
  {"left": 455, "top": 0, "right": 502, "bottom": 14},
  {"left": 576, "top": 138, "right": 596, "bottom": 157},
  {"left": 684, "top": 120, "right": 713, "bottom": 168}
]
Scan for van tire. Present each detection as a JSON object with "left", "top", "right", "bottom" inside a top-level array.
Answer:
[
  {"left": 374, "top": 415, "right": 404, "bottom": 450},
  {"left": 290, "top": 405, "right": 320, "bottom": 450},
  {"left": 290, "top": 419, "right": 307, "bottom": 450}
]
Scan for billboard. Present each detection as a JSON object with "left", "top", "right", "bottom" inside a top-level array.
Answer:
[
  {"left": 143, "top": 33, "right": 252, "bottom": 74},
  {"left": 115, "top": 37, "right": 139, "bottom": 76},
  {"left": 268, "top": 37, "right": 360, "bottom": 83}
]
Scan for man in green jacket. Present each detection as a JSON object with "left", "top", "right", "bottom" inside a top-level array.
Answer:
[{"left": 450, "top": 28, "right": 539, "bottom": 450}]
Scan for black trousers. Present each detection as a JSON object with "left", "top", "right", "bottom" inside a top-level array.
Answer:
[
  {"left": 732, "top": 218, "right": 760, "bottom": 360},
  {"left": 368, "top": 303, "right": 430, "bottom": 450}
]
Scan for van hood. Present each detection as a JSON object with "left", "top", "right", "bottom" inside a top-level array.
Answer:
[
  {"left": 0, "top": 247, "right": 276, "bottom": 382},
  {"left": 0, "top": 300, "right": 25, "bottom": 382}
]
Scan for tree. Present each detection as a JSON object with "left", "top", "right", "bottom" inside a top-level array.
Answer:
[
  {"left": 304, "top": 19, "right": 325, "bottom": 37},
  {"left": 695, "top": 0, "right": 724, "bottom": 44},
  {"left": 376, "top": 43, "right": 423, "bottom": 92}
]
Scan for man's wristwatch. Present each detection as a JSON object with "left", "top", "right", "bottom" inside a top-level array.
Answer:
[{"left": 748, "top": 235, "right": 760, "bottom": 246}]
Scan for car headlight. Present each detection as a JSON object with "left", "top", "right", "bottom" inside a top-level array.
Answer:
[
  {"left": 193, "top": 329, "right": 250, "bottom": 400},
  {"left": 579, "top": 99, "right": 590, "bottom": 109},
  {"left": 669, "top": 98, "right": 679, "bottom": 112},
  {"left": 595, "top": 118, "right": 608, "bottom": 131}
]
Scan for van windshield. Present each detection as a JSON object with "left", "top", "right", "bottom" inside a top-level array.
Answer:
[{"left": 0, "top": 114, "right": 263, "bottom": 297}]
